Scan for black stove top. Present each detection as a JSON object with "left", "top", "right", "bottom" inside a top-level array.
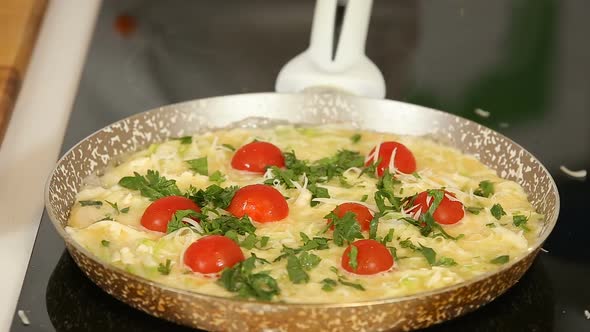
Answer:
[{"left": 11, "top": 0, "right": 590, "bottom": 331}]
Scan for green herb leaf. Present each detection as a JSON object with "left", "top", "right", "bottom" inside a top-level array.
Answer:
[
  {"left": 490, "top": 204, "right": 506, "bottom": 220},
  {"left": 485, "top": 223, "right": 497, "bottom": 228},
  {"left": 388, "top": 246, "right": 399, "bottom": 260},
  {"left": 240, "top": 234, "right": 259, "bottom": 249},
  {"left": 119, "top": 170, "right": 181, "bottom": 201},
  {"left": 360, "top": 194, "right": 368, "bottom": 202},
  {"left": 350, "top": 133, "right": 362, "bottom": 143},
  {"left": 120, "top": 207, "right": 130, "bottom": 214},
  {"left": 368, "top": 213, "right": 380, "bottom": 240},
  {"left": 435, "top": 257, "right": 458, "bottom": 266},
  {"left": 219, "top": 256, "right": 280, "bottom": 301},
  {"left": 381, "top": 229, "right": 395, "bottom": 245},
  {"left": 259, "top": 236, "right": 270, "bottom": 248},
  {"left": 287, "top": 254, "right": 309, "bottom": 284},
  {"left": 186, "top": 184, "right": 238, "bottom": 209},
  {"left": 166, "top": 209, "right": 199, "bottom": 234},
  {"left": 274, "top": 233, "right": 330, "bottom": 262},
  {"left": 222, "top": 143, "right": 236, "bottom": 151},
  {"left": 466, "top": 206, "right": 483, "bottom": 215},
  {"left": 412, "top": 172, "right": 422, "bottom": 179},
  {"left": 474, "top": 180, "right": 494, "bottom": 198},
  {"left": 419, "top": 244, "right": 437, "bottom": 265},
  {"left": 101, "top": 240, "right": 110, "bottom": 247},
  {"left": 308, "top": 184, "right": 330, "bottom": 207},
  {"left": 186, "top": 157, "right": 208, "bottom": 176},
  {"left": 490, "top": 255, "right": 510, "bottom": 264},
  {"left": 157, "top": 259, "right": 172, "bottom": 275},
  {"left": 329, "top": 266, "right": 365, "bottom": 291},
  {"left": 512, "top": 214, "right": 530, "bottom": 231},
  {"left": 325, "top": 211, "right": 364, "bottom": 246},
  {"left": 175, "top": 136, "right": 192, "bottom": 144},
  {"left": 200, "top": 215, "right": 256, "bottom": 237},
  {"left": 208, "top": 170, "right": 226, "bottom": 183},
  {"left": 79, "top": 200, "right": 102, "bottom": 207},
  {"left": 321, "top": 278, "right": 338, "bottom": 291},
  {"left": 348, "top": 245, "right": 359, "bottom": 271},
  {"left": 105, "top": 200, "right": 121, "bottom": 214},
  {"left": 299, "top": 252, "right": 321, "bottom": 270}
]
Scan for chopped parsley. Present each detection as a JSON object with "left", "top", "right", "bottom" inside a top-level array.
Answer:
[
  {"left": 222, "top": 143, "right": 236, "bottom": 151},
  {"left": 186, "top": 157, "right": 208, "bottom": 176},
  {"left": 360, "top": 194, "right": 368, "bottom": 202},
  {"left": 323, "top": 211, "right": 364, "bottom": 246},
  {"left": 401, "top": 190, "right": 461, "bottom": 240},
  {"left": 400, "top": 239, "right": 457, "bottom": 266},
  {"left": 166, "top": 209, "right": 199, "bottom": 234},
  {"left": 320, "top": 278, "right": 338, "bottom": 291},
  {"left": 512, "top": 214, "right": 530, "bottom": 231},
  {"left": 208, "top": 170, "right": 226, "bottom": 183},
  {"left": 474, "top": 180, "right": 494, "bottom": 198},
  {"left": 485, "top": 223, "right": 497, "bottom": 228},
  {"left": 219, "top": 256, "right": 280, "bottom": 301},
  {"left": 348, "top": 245, "right": 359, "bottom": 271},
  {"left": 412, "top": 172, "right": 422, "bottom": 179},
  {"left": 327, "top": 266, "right": 365, "bottom": 291},
  {"left": 274, "top": 232, "right": 330, "bottom": 262},
  {"left": 118, "top": 170, "right": 181, "bottom": 200},
  {"left": 175, "top": 136, "right": 192, "bottom": 144},
  {"left": 79, "top": 200, "right": 102, "bottom": 207},
  {"left": 157, "top": 259, "right": 172, "bottom": 275},
  {"left": 350, "top": 133, "right": 362, "bottom": 143},
  {"left": 286, "top": 252, "right": 322, "bottom": 284},
  {"left": 466, "top": 206, "right": 484, "bottom": 215},
  {"left": 105, "top": 200, "right": 129, "bottom": 215},
  {"left": 100, "top": 240, "right": 110, "bottom": 247},
  {"left": 490, "top": 255, "right": 510, "bottom": 264},
  {"left": 490, "top": 203, "right": 506, "bottom": 220},
  {"left": 308, "top": 184, "right": 330, "bottom": 207},
  {"left": 185, "top": 184, "right": 238, "bottom": 210},
  {"left": 374, "top": 170, "right": 403, "bottom": 214}
]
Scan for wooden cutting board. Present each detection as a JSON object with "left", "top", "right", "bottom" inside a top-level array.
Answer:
[{"left": 0, "top": 0, "right": 47, "bottom": 145}]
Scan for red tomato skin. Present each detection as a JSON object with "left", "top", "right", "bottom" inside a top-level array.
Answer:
[
  {"left": 227, "top": 184, "right": 289, "bottom": 222},
  {"left": 410, "top": 191, "right": 465, "bottom": 225},
  {"left": 183, "top": 235, "right": 245, "bottom": 274},
  {"left": 327, "top": 203, "right": 373, "bottom": 231},
  {"left": 365, "top": 141, "right": 417, "bottom": 176},
  {"left": 231, "top": 141, "right": 285, "bottom": 173},
  {"left": 341, "top": 239, "right": 394, "bottom": 275},
  {"left": 140, "top": 196, "right": 201, "bottom": 233}
]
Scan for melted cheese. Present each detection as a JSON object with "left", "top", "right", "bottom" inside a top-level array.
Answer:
[{"left": 66, "top": 125, "right": 543, "bottom": 303}]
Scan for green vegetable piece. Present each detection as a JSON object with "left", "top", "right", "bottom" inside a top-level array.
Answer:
[
  {"left": 435, "top": 257, "right": 458, "bottom": 267},
  {"left": 186, "top": 157, "right": 208, "bottom": 176},
  {"left": 368, "top": 213, "right": 380, "bottom": 240},
  {"left": 79, "top": 200, "right": 102, "bottom": 207},
  {"left": 176, "top": 136, "right": 192, "bottom": 144},
  {"left": 474, "top": 180, "right": 494, "bottom": 198},
  {"left": 101, "top": 240, "right": 110, "bottom": 247},
  {"left": 419, "top": 244, "right": 437, "bottom": 265},
  {"left": 240, "top": 234, "right": 259, "bottom": 249},
  {"left": 118, "top": 170, "right": 181, "bottom": 201},
  {"left": 325, "top": 211, "right": 364, "bottom": 246},
  {"left": 485, "top": 223, "right": 497, "bottom": 228},
  {"left": 287, "top": 255, "right": 309, "bottom": 284},
  {"left": 157, "top": 259, "right": 172, "bottom": 275},
  {"left": 222, "top": 143, "right": 236, "bottom": 151},
  {"left": 320, "top": 278, "right": 338, "bottom": 291},
  {"left": 299, "top": 252, "right": 321, "bottom": 271},
  {"left": 512, "top": 214, "right": 530, "bottom": 231},
  {"left": 219, "top": 256, "right": 280, "bottom": 301},
  {"left": 490, "top": 204, "right": 506, "bottom": 220},
  {"left": 308, "top": 184, "right": 330, "bottom": 207},
  {"left": 120, "top": 207, "right": 130, "bottom": 214},
  {"left": 466, "top": 206, "right": 484, "bottom": 215},
  {"left": 349, "top": 245, "right": 359, "bottom": 271},
  {"left": 166, "top": 209, "right": 199, "bottom": 234},
  {"left": 186, "top": 184, "right": 238, "bottom": 209},
  {"left": 350, "top": 133, "right": 362, "bottom": 143},
  {"left": 490, "top": 255, "right": 510, "bottom": 264}
]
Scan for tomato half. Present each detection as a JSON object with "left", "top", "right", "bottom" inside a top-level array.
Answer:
[
  {"left": 341, "top": 239, "right": 394, "bottom": 275},
  {"left": 365, "top": 141, "right": 416, "bottom": 176},
  {"left": 140, "top": 196, "right": 201, "bottom": 233},
  {"left": 183, "top": 235, "right": 245, "bottom": 274},
  {"left": 227, "top": 184, "right": 289, "bottom": 222},
  {"left": 408, "top": 190, "right": 464, "bottom": 225},
  {"left": 231, "top": 141, "right": 285, "bottom": 173},
  {"left": 327, "top": 202, "right": 373, "bottom": 231}
]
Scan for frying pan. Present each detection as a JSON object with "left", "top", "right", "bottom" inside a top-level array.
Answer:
[{"left": 45, "top": 1, "right": 559, "bottom": 331}]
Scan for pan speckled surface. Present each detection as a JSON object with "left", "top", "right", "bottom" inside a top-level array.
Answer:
[{"left": 46, "top": 92, "right": 559, "bottom": 331}]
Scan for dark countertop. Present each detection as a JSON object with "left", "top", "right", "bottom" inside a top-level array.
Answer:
[{"left": 11, "top": 0, "right": 590, "bottom": 331}]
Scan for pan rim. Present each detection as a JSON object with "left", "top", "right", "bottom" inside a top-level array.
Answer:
[{"left": 45, "top": 91, "right": 560, "bottom": 308}]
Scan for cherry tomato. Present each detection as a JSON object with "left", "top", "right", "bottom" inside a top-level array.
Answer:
[
  {"left": 341, "top": 239, "right": 394, "bottom": 275},
  {"left": 327, "top": 202, "right": 373, "bottom": 231},
  {"left": 140, "top": 196, "right": 201, "bottom": 233},
  {"left": 183, "top": 235, "right": 245, "bottom": 274},
  {"left": 365, "top": 141, "right": 416, "bottom": 176},
  {"left": 408, "top": 190, "right": 465, "bottom": 225},
  {"left": 227, "top": 184, "right": 289, "bottom": 222},
  {"left": 231, "top": 141, "right": 285, "bottom": 173}
]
